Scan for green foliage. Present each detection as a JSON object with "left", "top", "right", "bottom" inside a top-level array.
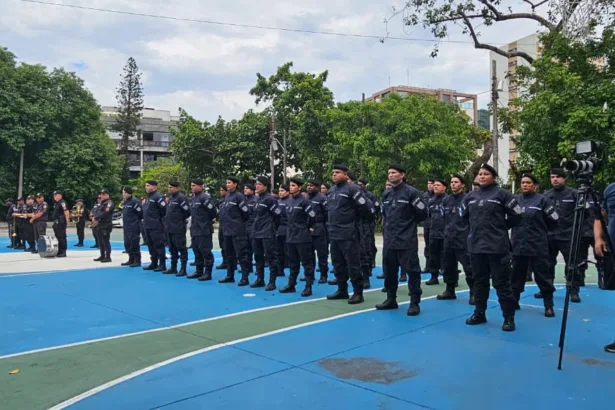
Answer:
[
  {"left": 128, "top": 158, "right": 190, "bottom": 199},
  {"left": 502, "top": 29, "right": 615, "bottom": 186},
  {"left": 111, "top": 57, "right": 144, "bottom": 184},
  {"left": 326, "top": 93, "right": 485, "bottom": 196},
  {"left": 0, "top": 46, "right": 122, "bottom": 208}
]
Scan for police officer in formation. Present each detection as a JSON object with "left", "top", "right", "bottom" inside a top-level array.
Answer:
[
  {"left": 30, "top": 193, "right": 49, "bottom": 251},
  {"left": 163, "top": 181, "right": 191, "bottom": 276},
  {"left": 425, "top": 179, "right": 447, "bottom": 285},
  {"left": 121, "top": 187, "right": 143, "bottom": 267},
  {"left": 280, "top": 177, "right": 316, "bottom": 296},
  {"left": 187, "top": 179, "right": 218, "bottom": 281},
  {"left": 216, "top": 184, "right": 229, "bottom": 270},
  {"left": 143, "top": 180, "right": 167, "bottom": 272},
  {"left": 306, "top": 179, "right": 329, "bottom": 283},
  {"left": 243, "top": 183, "right": 257, "bottom": 272},
  {"left": 250, "top": 176, "right": 281, "bottom": 289},
  {"left": 92, "top": 189, "right": 115, "bottom": 263},
  {"left": 376, "top": 164, "right": 427, "bottom": 315},
  {"left": 73, "top": 199, "right": 87, "bottom": 247},
  {"left": 51, "top": 191, "right": 70, "bottom": 258},
  {"left": 276, "top": 184, "right": 291, "bottom": 276}
]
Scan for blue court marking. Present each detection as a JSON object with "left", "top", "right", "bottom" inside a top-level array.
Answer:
[
  {"left": 68, "top": 285, "right": 615, "bottom": 410},
  {"left": 0, "top": 259, "right": 396, "bottom": 356}
]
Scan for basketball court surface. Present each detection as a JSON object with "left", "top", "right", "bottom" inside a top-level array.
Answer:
[{"left": 1, "top": 234, "right": 614, "bottom": 410}]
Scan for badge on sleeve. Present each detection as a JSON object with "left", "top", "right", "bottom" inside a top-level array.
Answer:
[
  {"left": 309, "top": 210, "right": 316, "bottom": 218},
  {"left": 358, "top": 197, "right": 366, "bottom": 205},
  {"left": 207, "top": 203, "right": 213, "bottom": 209},
  {"left": 182, "top": 204, "right": 189, "bottom": 210},
  {"left": 242, "top": 206, "right": 248, "bottom": 212},
  {"left": 274, "top": 208, "right": 281, "bottom": 215}
]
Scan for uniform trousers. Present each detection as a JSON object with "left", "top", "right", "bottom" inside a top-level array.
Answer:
[
  {"left": 145, "top": 228, "right": 166, "bottom": 263},
  {"left": 311, "top": 234, "right": 329, "bottom": 275},
  {"left": 512, "top": 255, "right": 555, "bottom": 304},
  {"left": 223, "top": 235, "right": 251, "bottom": 277},
  {"left": 97, "top": 224, "right": 113, "bottom": 258},
  {"left": 167, "top": 232, "right": 188, "bottom": 266},
  {"left": 359, "top": 223, "right": 373, "bottom": 279},
  {"left": 548, "top": 240, "right": 582, "bottom": 289},
  {"left": 442, "top": 247, "right": 473, "bottom": 288},
  {"left": 287, "top": 242, "right": 315, "bottom": 284},
  {"left": 330, "top": 239, "right": 363, "bottom": 292},
  {"left": 428, "top": 237, "right": 444, "bottom": 274},
  {"left": 253, "top": 237, "right": 278, "bottom": 279},
  {"left": 124, "top": 229, "right": 141, "bottom": 258},
  {"left": 192, "top": 235, "right": 214, "bottom": 272},
  {"left": 471, "top": 253, "right": 516, "bottom": 316},
  {"left": 276, "top": 235, "right": 287, "bottom": 274},
  {"left": 383, "top": 247, "right": 422, "bottom": 302},
  {"left": 76, "top": 221, "right": 85, "bottom": 244},
  {"left": 52, "top": 221, "right": 67, "bottom": 254}
]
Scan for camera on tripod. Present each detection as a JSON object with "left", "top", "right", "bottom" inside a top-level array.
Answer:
[{"left": 562, "top": 140, "right": 605, "bottom": 174}]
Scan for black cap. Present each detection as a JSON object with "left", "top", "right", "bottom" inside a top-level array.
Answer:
[
  {"left": 280, "top": 184, "right": 290, "bottom": 192},
  {"left": 256, "top": 176, "right": 270, "bottom": 186},
  {"left": 550, "top": 168, "right": 567, "bottom": 178},
  {"left": 389, "top": 163, "right": 406, "bottom": 173},
  {"left": 347, "top": 172, "right": 357, "bottom": 182},
  {"left": 100, "top": 189, "right": 109, "bottom": 194},
  {"left": 451, "top": 174, "right": 466, "bottom": 185},
  {"left": 333, "top": 164, "right": 348, "bottom": 172},
  {"left": 358, "top": 179, "right": 368, "bottom": 185},
  {"left": 26, "top": 195, "right": 34, "bottom": 200},
  {"left": 53, "top": 190, "right": 62, "bottom": 195},
  {"left": 17, "top": 197, "right": 23, "bottom": 201},
  {"left": 36, "top": 193, "right": 44, "bottom": 198},
  {"left": 146, "top": 180, "right": 158, "bottom": 186},
  {"left": 123, "top": 186, "right": 133, "bottom": 194},
  {"left": 227, "top": 176, "right": 240, "bottom": 184},
  {"left": 479, "top": 163, "right": 498, "bottom": 178},
  {"left": 427, "top": 178, "right": 435, "bottom": 183},
  {"left": 434, "top": 178, "right": 448, "bottom": 187},
  {"left": 244, "top": 183, "right": 255, "bottom": 191},
  {"left": 521, "top": 173, "right": 538, "bottom": 184},
  {"left": 191, "top": 178, "right": 204, "bottom": 186},
  {"left": 308, "top": 179, "right": 322, "bottom": 187},
  {"left": 76, "top": 198, "right": 84, "bottom": 202},
  {"left": 168, "top": 180, "right": 180, "bottom": 187},
  {"left": 290, "top": 177, "right": 304, "bottom": 186},
  {"left": 322, "top": 182, "right": 330, "bottom": 189}
]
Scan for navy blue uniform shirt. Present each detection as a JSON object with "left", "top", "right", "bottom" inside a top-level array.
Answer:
[
  {"left": 442, "top": 191, "right": 469, "bottom": 250},
  {"left": 122, "top": 196, "right": 143, "bottom": 233},
  {"left": 307, "top": 191, "right": 328, "bottom": 237},
  {"left": 327, "top": 181, "right": 375, "bottom": 241},
  {"left": 381, "top": 182, "right": 427, "bottom": 251},
  {"left": 252, "top": 192, "right": 281, "bottom": 239},
  {"left": 427, "top": 193, "right": 447, "bottom": 239},
  {"left": 165, "top": 192, "right": 191, "bottom": 234},
  {"left": 286, "top": 193, "right": 315, "bottom": 244},
  {"left": 511, "top": 192, "right": 558, "bottom": 256},
  {"left": 220, "top": 190, "right": 249, "bottom": 237},
  {"left": 190, "top": 191, "right": 218, "bottom": 237},
  {"left": 143, "top": 191, "right": 166, "bottom": 231}
]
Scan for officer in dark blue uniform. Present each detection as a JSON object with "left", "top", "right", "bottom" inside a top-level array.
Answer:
[
  {"left": 578, "top": 194, "right": 603, "bottom": 287},
  {"left": 511, "top": 173, "right": 558, "bottom": 317},
  {"left": 425, "top": 179, "right": 448, "bottom": 285},
  {"left": 543, "top": 168, "right": 582, "bottom": 302},
  {"left": 90, "top": 196, "right": 101, "bottom": 249},
  {"left": 244, "top": 183, "right": 257, "bottom": 272},
  {"left": 142, "top": 180, "right": 167, "bottom": 272},
  {"left": 51, "top": 191, "right": 69, "bottom": 257},
  {"left": 356, "top": 179, "right": 380, "bottom": 288},
  {"left": 463, "top": 164, "right": 522, "bottom": 331},
  {"left": 218, "top": 176, "right": 252, "bottom": 285},
  {"left": 121, "top": 187, "right": 143, "bottom": 267},
  {"left": 326, "top": 164, "right": 375, "bottom": 304},
  {"left": 164, "top": 181, "right": 191, "bottom": 276},
  {"left": 93, "top": 189, "right": 115, "bottom": 263},
  {"left": 438, "top": 174, "right": 473, "bottom": 302},
  {"left": 276, "top": 184, "right": 291, "bottom": 277},
  {"left": 6, "top": 199, "right": 15, "bottom": 248},
  {"left": 30, "top": 193, "right": 49, "bottom": 253},
  {"left": 187, "top": 179, "right": 218, "bottom": 281},
  {"left": 251, "top": 176, "right": 281, "bottom": 290},
  {"left": 358, "top": 179, "right": 381, "bottom": 272},
  {"left": 422, "top": 179, "right": 435, "bottom": 273},
  {"left": 307, "top": 179, "right": 329, "bottom": 283},
  {"left": 375, "top": 164, "right": 427, "bottom": 315},
  {"left": 280, "top": 177, "right": 316, "bottom": 296},
  {"left": 216, "top": 184, "right": 229, "bottom": 270}
]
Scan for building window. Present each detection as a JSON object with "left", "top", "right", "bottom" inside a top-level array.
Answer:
[{"left": 442, "top": 95, "right": 451, "bottom": 103}]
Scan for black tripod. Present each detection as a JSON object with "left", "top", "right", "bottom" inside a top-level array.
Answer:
[{"left": 557, "top": 172, "right": 615, "bottom": 369}]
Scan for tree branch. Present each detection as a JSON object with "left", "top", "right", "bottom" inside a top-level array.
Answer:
[
  {"left": 461, "top": 12, "right": 535, "bottom": 63},
  {"left": 477, "top": 0, "right": 556, "bottom": 30},
  {"left": 523, "top": 0, "right": 549, "bottom": 12}
]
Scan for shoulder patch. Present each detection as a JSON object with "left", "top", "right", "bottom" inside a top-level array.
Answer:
[{"left": 358, "top": 197, "right": 366, "bottom": 205}]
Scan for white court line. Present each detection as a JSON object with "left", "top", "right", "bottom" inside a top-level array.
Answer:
[
  {"left": 46, "top": 291, "right": 460, "bottom": 410},
  {"left": 0, "top": 273, "right": 440, "bottom": 361}
]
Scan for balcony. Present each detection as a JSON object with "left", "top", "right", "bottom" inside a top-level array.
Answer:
[{"left": 143, "top": 140, "right": 170, "bottom": 148}]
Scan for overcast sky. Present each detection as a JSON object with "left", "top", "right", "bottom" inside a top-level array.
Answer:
[{"left": 2, "top": 0, "right": 542, "bottom": 122}]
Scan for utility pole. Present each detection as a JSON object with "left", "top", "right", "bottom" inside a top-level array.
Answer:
[
  {"left": 283, "top": 128, "right": 287, "bottom": 184},
  {"left": 270, "top": 113, "right": 276, "bottom": 189},
  {"left": 491, "top": 59, "right": 499, "bottom": 176},
  {"left": 18, "top": 149, "right": 24, "bottom": 198}
]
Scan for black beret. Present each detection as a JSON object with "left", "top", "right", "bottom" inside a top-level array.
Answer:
[
  {"left": 99, "top": 189, "right": 109, "bottom": 194},
  {"left": 427, "top": 178, "right": 435, "bottom": 183},
  {"left": 227, "top": 176, "right": 240, "bottom": 184},
  {"left": 347, "top": 173, "right": 357, "bottom": 182},
  {"left": 169, "top": 180, "right": 180, "bottom": 187},
  {"left": 521, "top": 173, "right": 538, "bottom": 184},
  {"left": 244, "top": 183, "right": 255, "bottom": 191},
  {"left": 322, "top": 182, "right": 330, "bottom": 189},
  {"left": 256, "top": 176, "right": 270, "bottom": 186},
  {"left": 290, "top": 177, "right": 304, "bottom": 186},
  {"left": 191, "top": 179, "right": 203, "bottom": 186},
  {"left": 333, "top": 164, "right": 348, "bottom": 172},
  {"left": 145, "top": 180, "right": 158, "bottom": 186},
  {"left": 75, "top": 198, "right": 83, "bottom": 202},
  {"left": 389, "top": 163, "right": 406, "bottom": 173},
  {"left": 123, "top": 186, "right": 133, "bottom": 194},
  {"left": 550, "top": 168, "right": 567, "bottom": 178},
  {"left": 17, "top": 197, "right": 23, "bottom": 201},
  {"left": 434, "top": 178, "right": 448, "bottom": 187},
  {"left": 480, "top": 163, "right": 498, "bottom": 178},
  {"left": 53, "top": 190, "right": 62, "bottom": 195},
  {"left": 280, "top": 184, "right": 290, "bottom": 192},
  {"left": 358, "top": 179, "right": 368, "bottom": 185},
  {"left": 35, "top": 192, "right": 44, "bottom": 197},
  {"left": 26, "top": 195, "right": 34, "bottom": 200},
  {"left": 451, "top": 174, "right": 466, "bottom": 185},
  {"left": 308, "top": 179, "right": 322, "bottom": 187}
]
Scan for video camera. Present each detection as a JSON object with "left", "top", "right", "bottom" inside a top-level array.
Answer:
[{"left": 561, "top": 140, "right": 606, "bottom": 174}]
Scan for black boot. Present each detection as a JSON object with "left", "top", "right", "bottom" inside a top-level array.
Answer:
[
  {"left": 502, "top": 316, "right": 516, "bottom": 332},
  {"left": 238, "top": 273, "right": 250, "bottom": 286},
  {"left": 327, "top": 286, "right": 349, "bottom": 300},
  {"left": 176, "top": 264, "right": 187, "bottom": 277},
  {"left": 407, "top": 302, "right": 420, "bottom": 316},
  {"left": 544, "top": 298, "right": 555, "bottom": 318},
  {"left": 218, "top": 273, "right": 235, "bottom": 283},
  {"left": 163, "top": 262, "right": 177, "bottom": 275},
  {"left": 375, "top": 295, "right": 399, "bottom": 310},
  {"left": 154, "top": 258, "right": 167, "bottom": 272},
  {"left": 318, "top": 274, "right": 327, "bottom": 284},
  {"left": 437, "top": 284, "right": 457, "bottom": 300},
  {"left": 348, "top": 292, "right": 364, "bottom": 305},
  {"left": 143, "top": 259, "right": 158, "bottom": 270},
  {"left": 121, "top": 255, "right": 134, "bottom": 266},
  {"left": 130, "top": 254, "right": 142, "bottom": 268},
  {"left": 265, "top": 275, "right": 276, "bottom": 291},
  {"left": 280, "top": 277, "right": 297, "bottom": 293},
  {"left": 198, "top": 269, "right": 212, "bottom": 281},
  {"left": 250, "top": 276, "right": 266, "bottom": 288},
  {"left": 399, "top": 272, "right": 407, "bottom": 282},
  {"left": 301, "top": 283, "right": 313, "bottom": 297},
  {"left": 327, "top": 277, "right": 339, "bottom": 285},
  {"left": 425, "top": 274, "right": 439, "bottom": 285},
  {"left": 187, "top": 265, "right": 204, "bottom": 279},
  {"left": 466, "top": 311, "right": 487, "bottom": 325},
  {"left": 216, "top": 263, "right": 227, "bottom": 270}
]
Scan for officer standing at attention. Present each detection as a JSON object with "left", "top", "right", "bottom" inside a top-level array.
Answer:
[
  {"left": 358, "top": 179, "right": 381, "bottom": 273},
  {"left": 216, "top": 184, "right": 229, "bottom": 270},
  {"left": 425, "top": 179, "right": 448, "bottom": 285},
  {"left": 51, "top": 191, "right": 69, "bottom": 258},
  {"left": 306, "top": 179, "right": 329, "bottom": 284},
  {"left": 6, "top": 199, "right": 15, "bottom": 247},
  {"left": 463, "top": 164, "right": 522, "bottom": 331},
  {"left": 187, "top": 179, "right": 218, "bottom": 281},
  {"left": 541, "top": 168, "right": 582, "bottom": 302},
  {"left": 90, "top": 196, "right": 101, "bottom": 249},
  {"left": 73, "top": 199, "right": 87, "bottom": 247},
  {"left": 326, "top": 164, "right": 375, "bottom": 304},
  {"left": 276, "top": 184, "right": 291, "bottom": 277},
  {"left": 164, "top": 181, "right": 191, "bottom": 277},
  {"left": 12, "top": 198, "right": 26, "bottom": 249},
  {"left": 142, "top": 180, "right": 167, "bottom": 271},
  {"left": 121, "top": 187, "right": 143, "bottom": 267},
  {"left": 510, "top": 173, "right": 558, "bottom": 317},
  {"left": 21, "top": 196, "right": 36, "bottom": 252},
  {"left": 218, "top": 176, "right": 252, "bottom": 285},
  {"left": 438, "top": 175, "right": 473, "bottom": 302},
  {"left": 93, "top": 189, "right": 115, "bottom": 263},
  {"left": 376, "top": 164, "right": 427, "bottom": 315},
  {"left": 244, "top": 183, "right": 257, "bottom": 272},
  {"left": 30, "top": 193, "right": 49, "bottom": 252},
  {"left": 280, "top": 177, "right": 316, "bottom": 296},
  {"left": 422, "top": 179, "right": 435, "bottom": 273},
  {"left": 251, "top": 176, "right": 281, "bottom": 290}
]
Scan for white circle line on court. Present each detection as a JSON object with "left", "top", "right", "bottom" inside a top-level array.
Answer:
[
  {"left": 46, "top": 290, "right": 469, "bottom": 410},
  {"left": 0, "top": 274, "right": 456, "bottom": 361}
]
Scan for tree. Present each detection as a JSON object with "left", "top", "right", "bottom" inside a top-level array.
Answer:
[
  {"left": 500, "top": 28, "right": 615, "bottom": 186},
  {"left": 112, "top": 57, "right": 144, "bottom": 184},
  {"left": 387, "top": 0, "right": 613, "bottom": 64},
  {"left": 0, "top": 46, "right": 122, "bottom": 207},
  {"left": 327, "top": 93, "right": 487, "bottom": 195},
  {"left": 250, "top": 62, "right": 335, "bottom": 179},
  {"left": 129, "top": 157, "right": 190, "bottom": 199},
  {"left": 477, "top": 108, "right": 490, "bottom": 131},
  {"left": 169, "top": 109, "right": 217, "bottom": 180}
]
